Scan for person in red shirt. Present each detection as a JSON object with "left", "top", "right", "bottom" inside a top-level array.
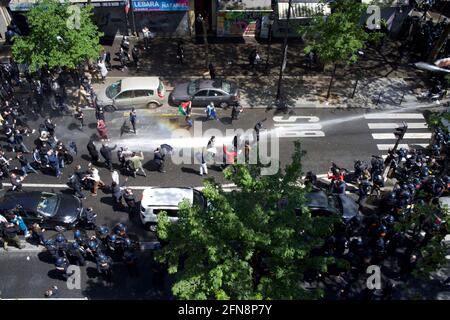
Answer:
[{"left": 97, "top": 120, "right": 108, "bottom": 140}]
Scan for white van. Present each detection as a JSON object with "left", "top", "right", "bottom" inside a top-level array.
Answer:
[{"left": 140, "top": 187, "right": 206, "bottom": 231}]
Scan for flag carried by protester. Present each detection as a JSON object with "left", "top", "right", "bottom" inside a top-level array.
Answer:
[{"left": 178, "top": 101, "right": 190, "bottom": 116}]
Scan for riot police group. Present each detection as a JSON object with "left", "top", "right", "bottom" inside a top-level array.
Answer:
[
  {"left": 304, "top": 126, "right": 449, "bottom": 299},
  {"left": 46, "top": 223, "right": 140, "bottom": 283}
]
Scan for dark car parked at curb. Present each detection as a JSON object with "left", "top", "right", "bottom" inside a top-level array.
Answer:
[
  {"left": 170, "top": 79, "right": 239, "bottom": 108},
  {"left": 0, "top": 191, "right": 84, "bottom": 229},
  {"left": 305, "top": 190, "right": 360, "bottom": 221}
]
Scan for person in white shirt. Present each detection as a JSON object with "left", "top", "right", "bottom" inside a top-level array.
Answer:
[
  {"left": 97, "top": 59, "right": 108, "bottom": 83},
  {"left": 85, "top": 166, "right": 105, "bottom": 196}
]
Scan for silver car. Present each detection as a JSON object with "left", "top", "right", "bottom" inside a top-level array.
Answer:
[
  {"left": 170, "top": 79, "right": 239, "bottom": 108},
  {"left": 96, "top": 77, "right": 165, "bottom": 110}
]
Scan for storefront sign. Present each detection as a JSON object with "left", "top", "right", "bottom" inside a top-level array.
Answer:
[{"left": 132, "top": 0, "right": 189, "bottom": 11}]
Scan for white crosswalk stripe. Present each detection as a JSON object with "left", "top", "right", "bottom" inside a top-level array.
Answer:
[
  {"left": 364, "top": 113, "right": 425, "bottom": 119},
  {"left": 365, "top": 112, "right": 431, "bottom": 158},
  {"left": 372, "top": 132, "right": 432, "bottom": 140},
  {"left": 368, "top": 122, "right": 428, "bottom": 129},
  {"left": 272, "top": 116, "right": 325, "bottom": 138},
  {"left": 376, "top": 143, "right": 429, "bottom": 150}
]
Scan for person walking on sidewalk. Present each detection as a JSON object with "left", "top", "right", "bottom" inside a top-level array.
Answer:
[
  {"left": 100, "top": 142, "right": 117, "bottom": 172},
  {"left": 142, "top": 26, "right": 152, "bottom": 50},
  {"left": 101, "top": 50, "right": 112, "bottom": 70},
  {"left": 97, "top": 58, "right": 108, "bottom": 83},
  {"left": 176, "top": 41, "right": 185, "bottom": 64},
  {"left": 129, "top": 108, "right": 137, "bottom": 134},
  {"left": 208, "top": 62, "right": 216, "bottom": 80},
  {"left": 132, "top": 46, "right": 141, "bottom": 68},
  {"left": 248, "top": 49, "right": 260, "bottom": 69},
  {"left": 119, "top": 47, "right": 129, "bottom": 72}
]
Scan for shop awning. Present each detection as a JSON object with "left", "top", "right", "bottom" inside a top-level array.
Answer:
[
  {"left": 277, "top": 2, "right": 331, "bottom": 20},
  {"left": 9, "top": 0, "right": 125, "bottom": 11}
]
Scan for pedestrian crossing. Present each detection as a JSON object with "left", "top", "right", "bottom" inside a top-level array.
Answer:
[{"left": 364, "top": 112, "right": 431, "bottom": 159}]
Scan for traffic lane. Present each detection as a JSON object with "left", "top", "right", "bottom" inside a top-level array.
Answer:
[
  {"left": 10, "top": 108, "right": 381, "bottom": 189},
  {"left": 0, "top": 185, "right": 158, "bottom": 241},
  {"left": 0, "top": 251, "right": 170, "bottom": 299}
]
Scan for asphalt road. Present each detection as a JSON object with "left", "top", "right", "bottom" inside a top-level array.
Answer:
[{"left": 0, "top": 94, "right": 438, "bottom": 299}]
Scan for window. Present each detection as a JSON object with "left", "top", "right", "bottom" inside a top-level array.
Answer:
[
  {"left": 208, "top": 90, "right": 224, "bottom": 97},
  {"left": 133, "top": 90, "right": 154, "bottom": 97},
  {"left": 153, "top": 209, "right": 179, "bottom": 217},
  {"left": 188, "top": 80, "right": 200, "bottom": 95},
  {"left": 195, "top": 90, "right": 209, "bottom": 97},
  {"left": 106, "top": 80, "right": 121, "bottom": 99},
  {"left": 36, "top": 193, "right": 58, "bottom": 216},
  {"left": 115, "top": 90, "right": 134, "bottom": 100}
]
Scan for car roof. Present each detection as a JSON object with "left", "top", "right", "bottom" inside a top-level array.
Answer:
[
  {"left": 306, "top": 191, "right": 329, "bottom": 208},
  {"left": 439, "top": 196, "right": 450, "bottom": 211},
  {"left": 141, "top": 187, "right": 194, "bottom": 208},
  {"left": 120, "top": 77, "right": 160, "bottom": 91},
  {"left": 0, "top": 191, "right": 42, "bottom": 210},
  {"left": 197, "top": 79, "right": 233, "bottom": 91}
]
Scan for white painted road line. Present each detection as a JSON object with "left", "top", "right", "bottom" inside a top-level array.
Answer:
[
  {"left": 364, "top": 113, "right": 424, "bottom": 119},
  {"left": 381, "top": 155, "right": 406, "bottom": 161},
  {"left": 376, "top": 143, "right": 429, "bottom": 151},
  {"left": 368, "top": 122, "right": 428, "bottom": 129},
  {"left": 273, "top": 123, "right": 323, "bottom": 130},
  {"left": 372, "top": 133, "right": 432, "bottom": 140}
]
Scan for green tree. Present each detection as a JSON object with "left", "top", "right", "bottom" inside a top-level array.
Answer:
[
  {"left": 12, "top": 0, "right": 103, "bottom": 72},
  {"left": 155, "top": 141, "right": 343, "bottom": 300},
  {"left": 302, "top": 0, "right": 383, "bottom": 99}
]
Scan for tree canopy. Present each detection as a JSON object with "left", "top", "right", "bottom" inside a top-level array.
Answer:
[
  {"left": 12, "top": 0, "right": 103, "bottom": 72},
  {"left": 155, "top": 141, "right": 342, "bottom": 300},
  {"left": 302, "top": 0, "right": 383, "bottom": 66}
]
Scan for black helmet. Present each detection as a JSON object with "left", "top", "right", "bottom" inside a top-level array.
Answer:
[
  {"left": 45, "top": 239, "right": 55, "bottom": 247},
  {"left": 55, "top": 257, "right": 66, "bottom": 268},
  {"left": 97, "top": 254, "right": 108, "bottom": 263},
  {"left": 55, "top": 233, "right": 66, "bottom": 243},
  {"left": 114, "top": 223, "right": 126, "bottom": 235},
  {"left": 73, "top": 229, "right": 82, "bottom": 239},
  {"left": 71, "top": 242, "right": 80, "bottom": 250},
  {"left": 88, "top": 239, "right": 99, "bottom": 250},
  {"left": 97, "top": 225, "right": 109, "bottom": 236}
]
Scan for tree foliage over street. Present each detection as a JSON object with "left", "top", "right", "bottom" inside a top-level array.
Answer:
[
  {"left": 12, "top": 0, "right": 103, "bottom": 72},
  {"left": 155, "top": 141, "right": 341, "bottom": 300}
]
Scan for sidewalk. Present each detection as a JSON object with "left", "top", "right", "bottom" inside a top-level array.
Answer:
[
  {"left": 102, "top": 37, "right": 428, "bottom": 110},
  {"left": 2, "top": 36, "right": 432, "bottom": 110}
]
